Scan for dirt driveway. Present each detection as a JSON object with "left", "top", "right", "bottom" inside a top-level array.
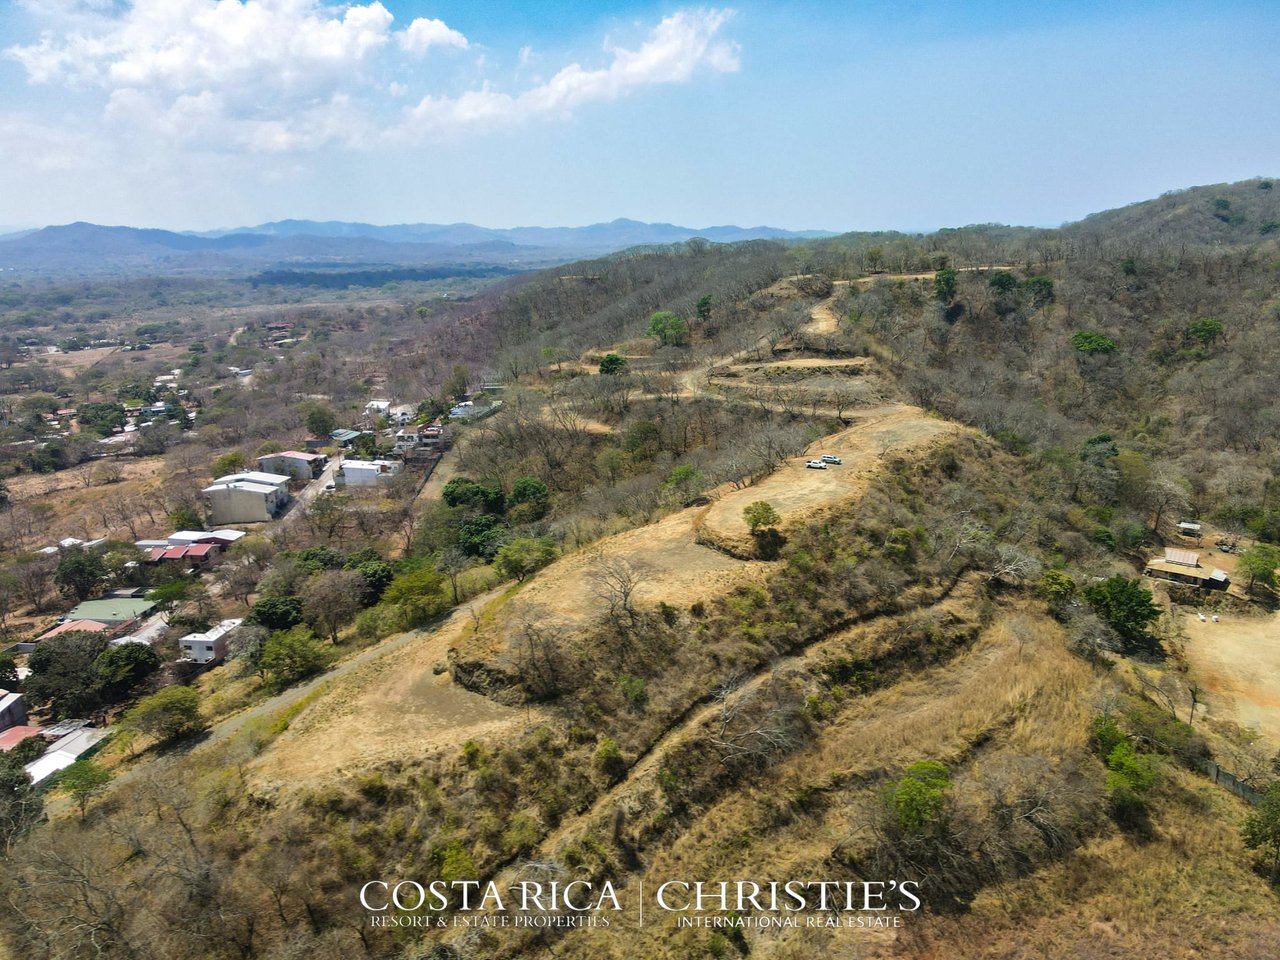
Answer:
[{"left": 1183, "top": 610, "right": 1280, "bottom": 744}]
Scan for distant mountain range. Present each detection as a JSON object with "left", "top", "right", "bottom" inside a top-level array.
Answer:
[{"left": 0, "top": 218, "right": 835, "bottom": 276}]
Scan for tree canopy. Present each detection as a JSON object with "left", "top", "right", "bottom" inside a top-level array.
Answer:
[
  {"left": 1083, "top": 576, "right": 1160, "bottom": 644},
  {"left": 646, "top": 311, "right": 689, "bottom": 346},
  {"left": 598, "top": 353, "right": 627, "bottom": 375},
  {"left": 743, "top": 500, "right": 781, "bottom": 531}
]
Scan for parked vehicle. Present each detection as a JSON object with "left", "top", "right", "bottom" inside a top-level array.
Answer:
[
  {"left": 820, "top": 454, "right": 842, "bottom": 464},
  {"left": 805, "top": 460, "right": 828, "bottom": 470}
]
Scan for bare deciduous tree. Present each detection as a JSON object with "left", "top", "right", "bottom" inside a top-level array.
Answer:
[{"left": 587, "top": 555, "right": 648, "bottom": 630}]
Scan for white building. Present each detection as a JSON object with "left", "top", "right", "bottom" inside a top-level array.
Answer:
[
  {"left": 339, "top": 459, "right": 404, "bottom": 486},
  {"left": 216, "top": 471, "right": 290, "bottom": 493},
  {"left": 179, "top": 618, "right": 244, "bottom": 665},
  {"left": 257, "top": 450, "right": 327, "bottom": 480},
  {"left": 202, "top": 470, "right": 291, "bottom": 525},
  {"left": 0, "top": 691, "right": 28, "bottom": 732},
  {"left": 24, "top": 726, "right": 110, "bottom": 784},
  {"left": 364, "top": 399, "right": 392, "bottom": 419}
]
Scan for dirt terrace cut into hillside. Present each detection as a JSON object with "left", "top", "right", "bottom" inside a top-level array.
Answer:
[
  {"left": 698, "top": 406, "right": 963, "bottom": 555},
  {"left": 245, "top": 592, "right": 537, "bottom": 786}
]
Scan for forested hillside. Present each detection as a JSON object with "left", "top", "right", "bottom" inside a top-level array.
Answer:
[{"left": 4, "top": 179, "right": 1280, "bottom": 960}]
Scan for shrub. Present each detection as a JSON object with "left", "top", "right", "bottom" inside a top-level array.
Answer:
[
  {"left": 259, "top": 626, "right": 330, "bottom": 691},
  {"left": 1070, "top": 330, "right": 1117, "bottom": 355},
  {"left": 124, "top": 685, "right": 207, "bottom": 743},
  {"left": 598, "top": 353, "right": 627, "bottom": 375},
  {"left": 250, "top": 595, "right": 304, "bottom": 631},
  {"left": 594, "top": 737, "right": 626, "bottom": 784}
]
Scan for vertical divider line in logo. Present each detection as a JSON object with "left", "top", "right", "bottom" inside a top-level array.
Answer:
[{"left": 638, "top": 879, "right": 644, "bottom": 928}]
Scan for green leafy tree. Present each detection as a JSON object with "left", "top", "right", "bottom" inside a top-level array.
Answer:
[
  {"left": 1022, "top": 275, "right": 1055, "bottom": 307},
  {"left": 58, "top": 760, "right": 111, "bottom": 820},
  {"left": 1242, "top": 781, "right": 1280, "bottom": 882},
  {"left": 443, "top": 364, "right": 471, "bottom": 400},
  {"left": 457, "top": 514, "right": 506, "bottom": 559},
  {"left": 988, "top": 270, "right": 1019, "bottom": 294},
  {"left": 442, "top": 477, "right": 506, "bottom": 513},
  {"left": 646, "top": 310, "right": 689, "bottom": 346},
  {"left": 211, "top": 451, "right": 247, "bottom": 476},
  {"left": 889, "top": 760, "right": 952, "bottom": 835},
  {"left": 1103, "top": 740, "right": 1160, "bottom": 822},
  {"left": 0, "top": 758, "right": 41, "bottom": 852},
  {"left": 1083, "top": 576, "right": 1161, "bottom": 644},
  {"left": 1070, "top": 330, "right": 1117, "bottom": 355},
  {"left": 25, "top": 632, "right": 108, "bottom": 718},
  {"left": 664, "top": 464, "right": 705, "bottom": 506},
  {"left": 509, "top": 476, "right": 551, "bottom": 520},
  {"left": 0, "top": 654, "right": 18, "bottom": 690},
  {"left": 54, "top": 548, "right": 107, "bottom": 601},
  {"left": 493, "top": 538, "right": 557, "bottom": 583},
  {"left": 123, "top": 685, "right": 207, "bottom": 743},
  {"left": 1236, "top": 544, "right": 1280, "bottom": 593},
  {"left": 743, "top": 501, "right": 781, "bottom": 532},
  {"left": 304, "top": 404, "right": 337, "bottom": 438},
  {"left": 167, "top": 503, "right": 204, "bottom": 530},
  {"left": 76, "top": 402, "right": 127, "bottom": 437},
  {"left": 354, "top": 559, "right": 395, "bottom": 605},
  {"left": 259, "top": 626, "right": 330, "bottom": 690},
  {"left": 933, "top": 268, "right": 959, "bottom": 303},
  {"left": 1038, "top": 570, "right": 1077, "bottom": 617},
  {"left": 598, "top": 353, "right": 627, "bottom": 376},
  {"left": 1186, "top": 317, "right": 1224, "bottom": 345},
  {"left": 295, "top": 545, "right": 345, "bottom": 573},
  {"left": 696, "top": 294, "right": 713, "bottom": 325},
  {"left": 382, "top": 568, "right": 451, "bottom": 627},
  {"left": 250, "top": 595, "right": 304, "bottom": 631},
  {"left": 93, "top": 642, "right": 160, "bottom": 701},
  {"left": 594, "top": 737, "right": 627, "bottom": 784},
  {"left": 146, "top": 579, "right": 192, "bottom": 610}
]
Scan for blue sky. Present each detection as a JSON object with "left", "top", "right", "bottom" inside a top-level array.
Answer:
[{"left": 1, "top": 0, "right": 1278, "bottom": 232}]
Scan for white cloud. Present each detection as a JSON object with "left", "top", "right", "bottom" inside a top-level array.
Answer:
[
  {"left": 400, "top": 8, "right": 739, "bottom": 140},
  {"left": 399, "top": 16, "right": 468, "bottom": 55},
  {"left": 4, "top": 3, "right": 739, "bottom": 153}
]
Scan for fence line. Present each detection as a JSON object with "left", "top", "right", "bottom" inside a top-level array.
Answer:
[{"left": 1196, "top": 758, "right": 1266, "bottom": 805}]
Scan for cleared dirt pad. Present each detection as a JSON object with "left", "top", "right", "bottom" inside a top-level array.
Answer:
[
  {"left": 700, "top": 406, "right": 963, "bottom": 549},
  {"left": 492, "top": 508, "right": 774, "bottom": 630},
  {"left": 1183, "top": 610, "right": 1280, "bottom": 745},
  {"left": 248, "top": 598, "right": 532, "bottom": 785}
]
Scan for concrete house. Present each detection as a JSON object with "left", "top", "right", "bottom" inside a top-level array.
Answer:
[
  {"left": 339, "top": 459, "right": 404, "bottom": 487},
  {"left": 0, "top": 691, "right": 29, "bottom": 732},
  {"left": 257, "top": 450, "right": 327, "bottom": 480},
  {"left": 364, "top": 400, "right": 392, "bottom": 419},
  {"left": 203, "top": 470, "right": 291, "bottom": 525},
  {"left": 179, "top": 618, "right": 243, "bottom": 665}
]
